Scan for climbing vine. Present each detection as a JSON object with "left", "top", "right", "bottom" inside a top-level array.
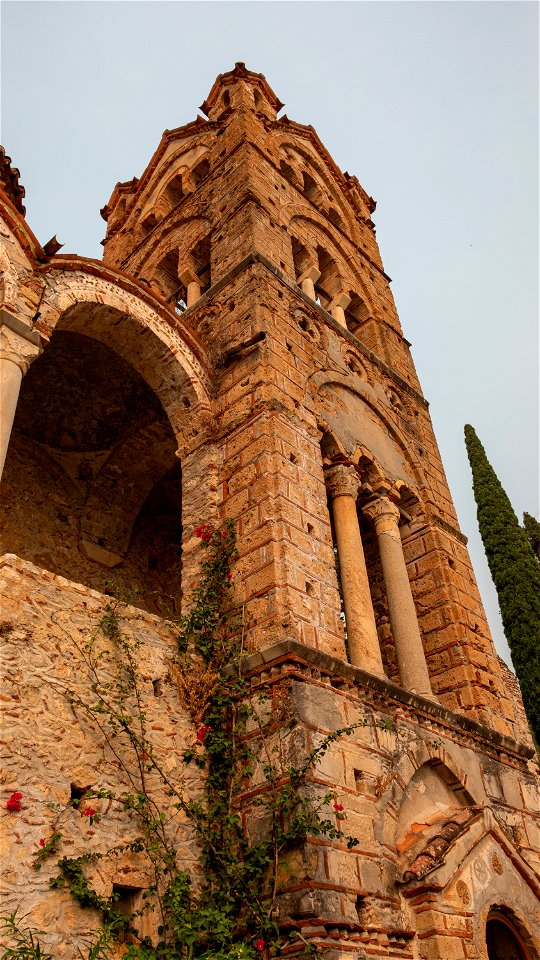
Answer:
[{"left": 2, "top": 521, "right": 365, "bottom": 960}]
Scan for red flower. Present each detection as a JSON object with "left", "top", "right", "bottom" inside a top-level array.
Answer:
[
  {"left": 194, "top": 525, "right": 213, "bottom": 543},
  {"left": 6, "top": 792, "right": 22, "bottom": 812},
  {"left": 255, "top": 939, "right": 265, "bottom": 952},
  {"left": 39, "top": 838, "right": 45, "bottom": 847},
  {"left": 221, "top": 530, "right": 228, "bottom": 538},
  {"left": 333, "top": 802, "right": 344, "bottom": 812},
  {"left": 197, "top": 725, "right": 212, "bottom": 743},
  {"left": 83, "top": 806, "right": 96, "bottom": 818},
  {"left": 227, "top": 573, "right": 232, "bottom": 582}
]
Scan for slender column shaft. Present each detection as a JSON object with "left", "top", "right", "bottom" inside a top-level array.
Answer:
[
  {"left": 186, "top": 280, "right": 201, "bottom": 307},
  {"left": 0, "top": 358, "right": 22, "bottom": 478},
  {"left": 0, "top": 317, "right": 41, "bottom": 480},
  {"left": 363, "top": 497, "right": 436, "bottom": 700},
  {"left": 326, "top": 465, "right": 385, "bottom": 677}
]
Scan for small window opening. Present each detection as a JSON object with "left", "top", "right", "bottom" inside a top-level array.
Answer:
[
  {"left": 112, "top": 885, "right": 142, "bottom": 944},
  {"left": 289, "top": 453, "right": 298, "bottom": 464},
  {"left": 152, "top": 678, "right": 163, "bottom": 698},
  {"left": 305, "top": 581, "right": 315, "bottom": 596},
  {"left": 70, "top": 783, "right": 91, "bottom": 808},
  {"left": 307, "top": 523, "right": 314, "bottom": 535}
]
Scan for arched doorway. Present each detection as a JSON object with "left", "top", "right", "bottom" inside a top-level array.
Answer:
[{"left": 486, "top": 911, "right": 532, "bottom": 960}]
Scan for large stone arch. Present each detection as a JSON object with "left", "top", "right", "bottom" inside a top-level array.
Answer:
[
  {"left": 35, "top": 260, "right": 212, "bottom": 450},
  {"left": 308, "top": 370, "right": 426, "bottom": 499}
]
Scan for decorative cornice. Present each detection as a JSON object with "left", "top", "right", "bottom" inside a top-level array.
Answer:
[{"left": 224, "top": 638, "right": 534, "bottom": 762}]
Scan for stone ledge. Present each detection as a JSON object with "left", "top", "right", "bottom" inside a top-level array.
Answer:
[{"left": 227, "top": 638, "right": 535, "bottom": 761}]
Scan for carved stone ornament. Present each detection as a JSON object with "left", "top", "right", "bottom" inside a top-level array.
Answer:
[
  {"left": 363, "top": 495, "right": 400, "bottom": 528},
  {"left": 325, "top": 463, "right": 360, "bottom": 500}
]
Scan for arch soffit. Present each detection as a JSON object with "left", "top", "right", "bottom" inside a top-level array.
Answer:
[
  {"left": 285, "top": 210, "right": 371, "bottom": 301},
  {"left": 35, "top": 262, "right": 213, "bottom": 434},
  {"left": 278, "top": 139, "right": 356, "bottom": 231},
  {"left": 308, "top": 371, "right": 425, "bottom": 495}
]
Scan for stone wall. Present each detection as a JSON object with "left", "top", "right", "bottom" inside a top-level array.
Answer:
[{"left": 0, "top": 555, "right": 202, "bottom": 956}]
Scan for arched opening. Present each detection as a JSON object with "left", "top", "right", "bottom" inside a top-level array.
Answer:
[
  {"left": 291, "top": 237, "right": 311, "bottom": 284},
  {"left": 0, "top": 329, "right": 183, "bottom": 615},
  {"left": 486, "top": 910, "right": 533, "bottom": 960},
  {"left": 165, "top": 173, "right": 185, "bottom": 208},
  {"left": 328, "top": 207, "right": 343, "bottom": 229},
  {"left": 302, "top": 170, "right": 321, "bottom": 204},
  {"left": 315, "top": 245, "right": 340, "bottom": 308},
  {"left": 192, "top": 158, "right": 210, "bottom": 189},
  {"left": 345, "top": 291, "right": 371, "bottom": 334},
  {"left": 155, "top": 249, "right": 184, "bottom": 308},
  {"left": 280, "top": 158, "right": 299, "bottom": 189},
  {"left": 190, "top": 236, "right": 211, "bottom": 294}
]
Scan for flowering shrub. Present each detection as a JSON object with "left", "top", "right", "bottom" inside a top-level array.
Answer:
[
  {"left": 1, "top": 519, "right": 367, "bottom": 960},
  {"left": 6, "top": 792, "right": 22, "bottom": 813}
]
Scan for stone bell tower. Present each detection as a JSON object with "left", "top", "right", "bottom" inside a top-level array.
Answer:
[{"left": 1, "top": 64, "right": 539, "bottom": 959}]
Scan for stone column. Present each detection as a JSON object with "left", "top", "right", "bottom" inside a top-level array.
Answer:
[
  {"left": 363, "top": 496, "right": 436, "bottom": 700},
  {"left": 0, "top": 311, "right": 42, "bottom": 480},
  {"left": 328, "top": 290, "right": 351, "bottom": 328},
  {"left": 179, "top": 267, "right": 201, "bottom": 307},
  {"left": 326, "top": 464, "right": 385, "bottom": 677},
  {"left": 298, "top": 264, "right": 321, "bottom": 300}
]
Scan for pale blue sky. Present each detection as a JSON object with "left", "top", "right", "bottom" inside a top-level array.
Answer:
[{"left": 1, "top": 1, "right": 538, "bottom": 666}]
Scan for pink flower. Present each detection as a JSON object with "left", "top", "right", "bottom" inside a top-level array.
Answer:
[
  {"left": 83, "top": 806, "right": 96, "bottom": 818},
  {"left": 39, "top": 838, "right": 45, "bottom": 847},
  {"left": 255, "top": 938, "right": 265, "bottom": 952},
  {"left": 197, "top": 725, "right": 212, "bottom": 743},
  {"left": 6, "top": 792, "right": 22, "bottom": 812}
]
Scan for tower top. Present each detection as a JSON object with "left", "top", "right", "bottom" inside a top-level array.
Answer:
[{"left": 199, "top": 62, "right": 284, "bottom": 121}]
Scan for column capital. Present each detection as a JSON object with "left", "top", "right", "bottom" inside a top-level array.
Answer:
[
  {"left": 298, "top": 264, "right": 321, "bottom": 285},
  {"left": 0, "top": 315, "right": 42, "bottom": 374},
  {"left": 325, "top": 463, "right": 360, "bottom": 501},
  {"left": 363, "top": 495, "right": 400, "bottom": 529}
]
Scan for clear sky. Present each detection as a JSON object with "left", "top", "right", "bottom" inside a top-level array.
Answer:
[{"left": 1, "top": 1, "right": 538, "bottom": 666}]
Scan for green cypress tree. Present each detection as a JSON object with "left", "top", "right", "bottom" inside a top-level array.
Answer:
[
  {"left": 464, "top": 425, "right": 540, "bottom": 745},
  {"left": 523, "top": 512, "right": 540, "bottom": 562}
]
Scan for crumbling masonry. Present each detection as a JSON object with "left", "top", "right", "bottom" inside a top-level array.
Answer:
[{"left": 1, "top": 64, "right": 539, "bottom": 959}]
